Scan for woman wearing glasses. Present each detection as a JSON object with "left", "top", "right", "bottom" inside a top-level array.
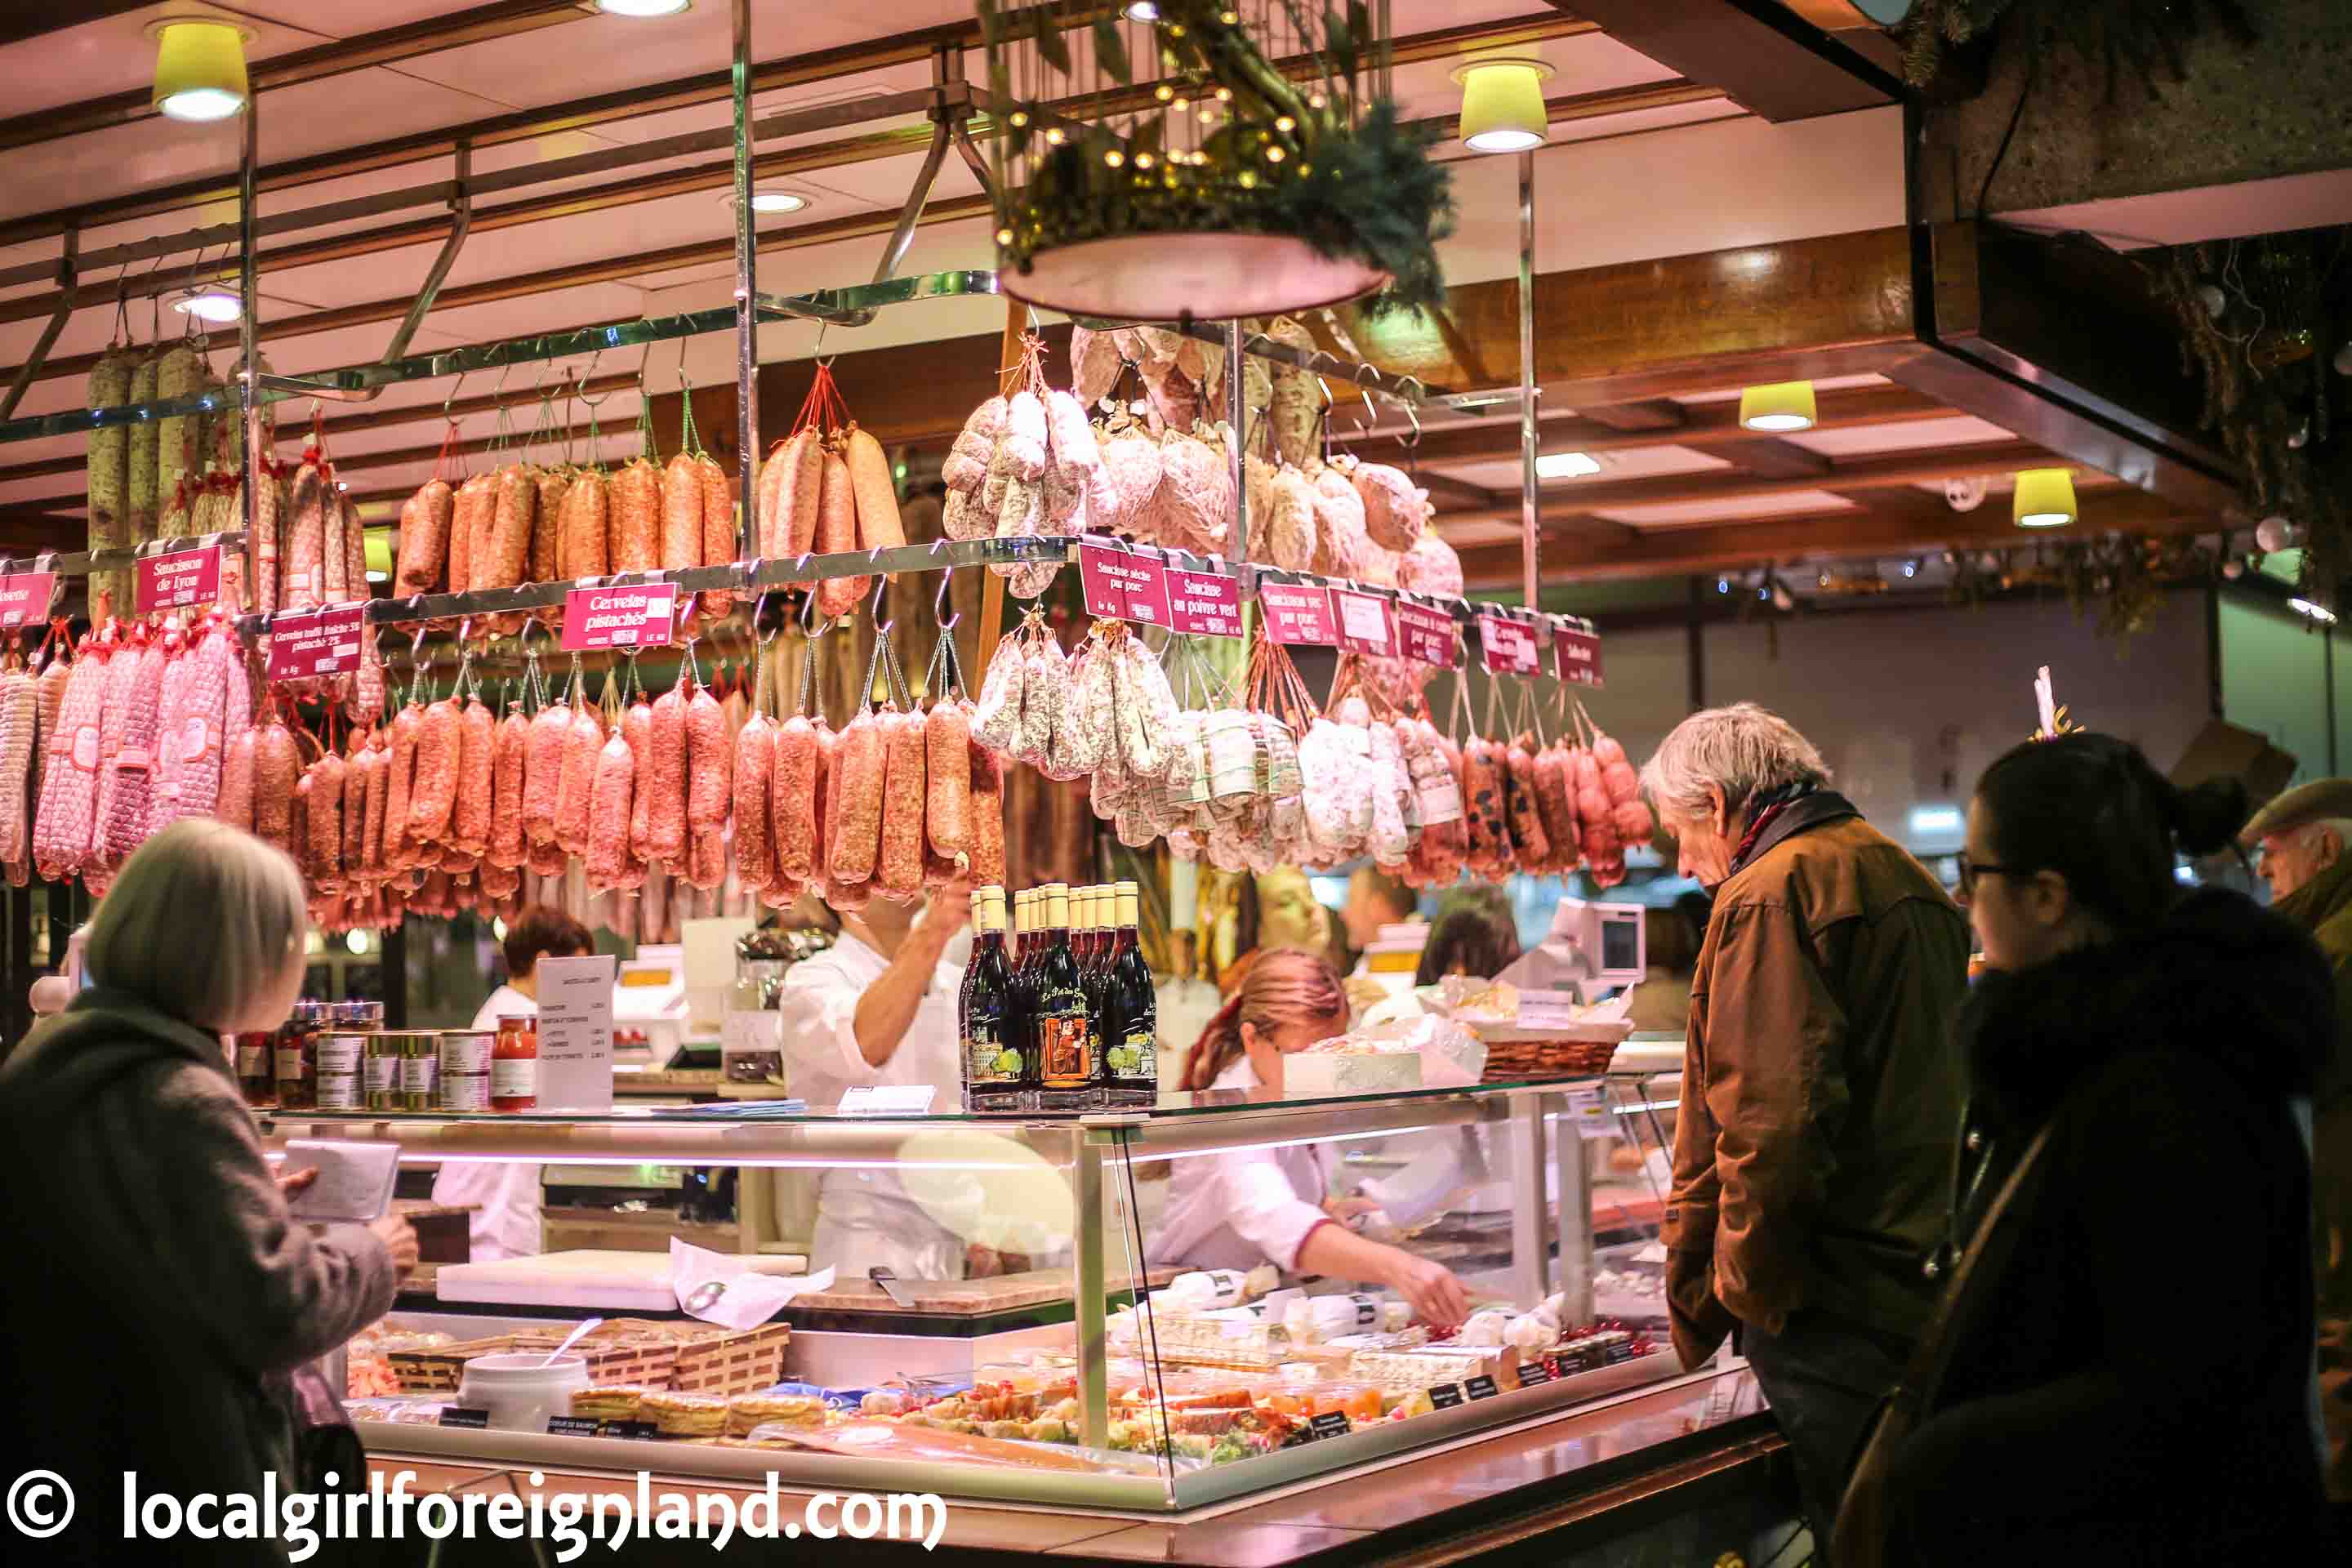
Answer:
[{"left": 1847, "top": 733, "right": 2332, "bottom": 1565}]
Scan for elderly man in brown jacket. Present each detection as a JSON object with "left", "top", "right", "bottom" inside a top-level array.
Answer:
[
  {"left": 2243, "top": 779, "right": 2352, "bottom": 1512},
  {"left": 1642, "top": 703, "right": 1971, "bottom": 1550}
]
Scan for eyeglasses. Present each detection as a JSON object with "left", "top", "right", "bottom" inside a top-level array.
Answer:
[{"left": 1954, "top": 858, "right": 2028, "bottom": 900}]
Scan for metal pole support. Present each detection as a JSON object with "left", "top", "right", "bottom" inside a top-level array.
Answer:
[
  {"left": 1074, "top": 1127, "right": 1110, "bottom": 1451},
  {"left": 1509, "top": 1096, "right": 1547, "bottom": 1311},
  {"left": 239, "top": 93, "right": 261, "bottom": 580},
  {"left": 1552, "top": 1091, "right": 1595, "bottom": 1323},
  {"left": 733, "top": 0, "right": 760, "bottom": 562}
]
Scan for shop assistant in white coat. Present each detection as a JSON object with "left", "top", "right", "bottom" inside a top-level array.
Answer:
[
  {"left": 777, "top": 882, "right": 975, "bottom": 1280},
  {"left": 1152, "top": 949, "right": 1472, "bottom": 1329},
  {"left": 430, "top": 906, "right": 594, "bottom": 1262}
]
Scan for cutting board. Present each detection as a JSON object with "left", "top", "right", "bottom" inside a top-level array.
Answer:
[
  {"left": 434, "top": 1249, "right": 812, "bottom": 1311},
  {"left": 789, "top": 1264, "right": 1182, "bottom": 1316}
]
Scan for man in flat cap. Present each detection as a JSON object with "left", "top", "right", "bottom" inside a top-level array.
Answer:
[{"left": 2244, "top": 780, "right": 2352, "bottom": 1509}]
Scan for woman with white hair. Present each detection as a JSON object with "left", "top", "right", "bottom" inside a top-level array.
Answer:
[
  {"left": 0, "top": 821, "right": 415, "bottom": 1560},
  {"left": 1639, "top": 702, "right": 1970, "bottom": 1549}
]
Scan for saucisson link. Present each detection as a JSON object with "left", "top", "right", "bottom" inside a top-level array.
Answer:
[
  {"left": 772, "top": 715, "right": 819, "bottom": 884},
  {"left": 732, "top": 713, "right": 777, "bottom": 891},
  {"left": 646, "top": 688, "right": 688, "bottom": 866},
  {"left": 685, "top": 686, "right": 732, "bottom": 834},
  {"left": 875, "top": 708, "right": 925, "bottom": 902}
]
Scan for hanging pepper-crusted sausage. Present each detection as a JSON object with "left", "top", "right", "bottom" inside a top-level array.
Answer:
[
  {"left": 528, "top": 837, "right": 567, "bottom": 878},
  {"left": 452, "top": 697, "right": 495, "bottom": 856},
  {"left": 307, "top": 750, "right": 345, "bottom": 889},
  {"left": 810, "top": 719, "right": 839, "bottom": 895},
  {"left": 924, "top": 697, "right": 972, "bottom": 858},
  {"left": 489, "top": 709, "right": 528, "bottom": 869},
  {"left": 661, "top": 453, "right": 702, "bottom": 573},
  {"left": 1503, "top": 742, "right": 1552, "bottom": 870},
  {"left": 379, "top": 704, "right": 421, "bottom": 870},
  {"left": 448, "top": 474, "right": 488, "bottom": 594},
  {"left": 562, "top": 470, "right": 608, "bottom": 582},
  {"left": 284, "top": 461, "right": 328, "bottom": 611},
  {"left": 875, "top": 707, "right": 925, "bottom": 902},
  {"left": 826, "top": 709, "right": 884, "bottom": 887},
  {"left": 321, "top": 480, "right": 349, "bottom": 605},
  {"left": 968, "top": 738, "right": 1006, "bottom": 887},
  {"left": 586, "top": 731, "right": 635, "bottom": 886},
  {"left": 532, "top": 469, "right": 570, "bottom": 585},
  {"left": 484, "top": 463, "right": 535, "bottom": 591},
  {"left": 647, "top": 686, "right": 688, "bottom": 865},
  {"left": 687, "top": 824, "right": 725, "bottom": 893},
  {"left": 685, "top": 685, "right": 732, "bottom": 834},
  {"left": 523, "top": 702, "right": 571, "bottom": 846},
  {"left": 813, "top": 448, "right": 866, "bottom": 619},
  {"left": 555, "top": 702, "right": 604, "bottom": 858},
  {"left": 732, "top": 712, "right": 776, "bottom": 890},
  {"left": 611, "top": 457, "right": 660, "bottom": 574},
  {"left": 764, "top": 430, "right": 823, "bottom": 558},
  {"left": 408, "top": 696, "right": 461, "bottom": 844},
  {"left": 621, "top": 697, "right": 653, "bottom": 866},
  {"left": 772, "top": 714, "right": 818, "bottom": 884},
  {"left": 697, "top": 454, "right": 736, "bottom": 615},
  {"left": 252, "top": 720, "right": 299, "bottom": 858}
]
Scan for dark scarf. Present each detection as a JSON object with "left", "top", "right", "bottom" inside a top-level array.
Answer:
[
  {"left": 1725, "top": 780, "right": 1851, "bottom": 880},
  {"left": 2274, "top": 851, "right": 2352, "bottom": 968}
]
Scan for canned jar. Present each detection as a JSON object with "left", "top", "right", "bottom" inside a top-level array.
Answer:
[
  {"left": 314, "top": 1034, "right": 366, "bottom": 1112},
  {"left": 439, "top": 1030, "right": 494, "bottom": 1114},
  {"left": 364, "top": 1033, "right": 403, "bottom": 1111},
  {"left": 399, "top": 1034, "right": 440, "bottom": 1112},
  {"left": 276, "top": 1000, "right": 329, "bottom": 1113},
  {"left": 492, "top": 1014, "right": 539, "bottom": 1113},
  {"left": 332, "top": 1000, "right": 385, "bottom": 1029},
  {"left": 235, "top": 1032, "right": 276, "bottom": 1109}
]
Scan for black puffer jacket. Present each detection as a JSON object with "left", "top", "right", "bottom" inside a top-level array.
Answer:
[{"left": 1883, "top": 890, "right": 2332, "bottom": 1565}]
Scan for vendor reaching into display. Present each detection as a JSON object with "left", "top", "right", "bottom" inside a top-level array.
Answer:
[
  {"left": 0, "top": 822, "right": 416, "bottom": 1550},
  {"left": 1156, "top": 950, "right": 1472, "bottom": 1328},
  {"left": 430, "top": 905, "right": 593, "bottom": 1263},
  {"left": 1638, "top": 702, "right": 1968, "bottom": 1546},
  {"left": 777, "top": 880, "right": 978, "bottom": 1281}
]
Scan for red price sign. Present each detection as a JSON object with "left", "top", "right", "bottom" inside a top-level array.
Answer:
[
  {"left": 1478, "top": 613, "right": 1542, "bottom": 676},
  {"left": 1553, "top": 625, "right": 1604, "bottom": 687},
  {"left": 136, "top": 546, "right": 221, "bottom": 614},
  {"left": 563, "top": 583, "right": 679, "bottom": 651},
  {"left": 1167, "top": 567, "right": 1244, "bottom": 638},
  {"left": 1258, "top": 582, "right": 1338, "bottom": 646},
  {"left": 1077, "top": 539, "right": 1173, "bottom": 627},
  {"left": 0, "top": 572, "right": 56, "bottom": 629},
  {"left": 265, "top": 604, "right": 368, "bottom": 682},
  {"left": 1394, "top": 603, "right": 1459, "bottom": 668},
  {"left": 1332, "top": 589, "right": 1394, "bottom": 657}
]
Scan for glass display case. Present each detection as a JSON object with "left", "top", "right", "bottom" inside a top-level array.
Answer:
[{"left": 263, "top": 1076, "right": 1694, "bottom": 1512}]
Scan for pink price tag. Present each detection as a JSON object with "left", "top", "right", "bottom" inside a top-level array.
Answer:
[
  {"left": 563, "top": 583, "right": 679, "bottom": 651},
  {"left": 1478, "top": 613, "right": 1542, "bottom": 676},
  {"left": 136, "top": 546, "right": 221, "bottom": 614},
  {"left": 0, "top": 572, "right": 56, "bottom": 628},
  {"left": 1553, "top": 626, "right": 1604, "bottom": 687},
  {"left": 265, "top": 604, "right": 367, "bottom": 682},
  {"left": 1167, "top": 568, "right": 1244, "bottom": 638},
  {"left": 1332, "top": 589, "right": 1395, "bottom": 657},
  {"left": 1077, "top": 539, "right": 1173, "bottom": 627},
  {"left": 1394, "top": 603, "right": 1459, "bottom": 668},
  {"left": 1258, "top": 582, "right": 1339, "bottom": 646}
]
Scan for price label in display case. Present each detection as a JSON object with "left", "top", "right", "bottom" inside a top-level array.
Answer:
[
  {"left": 0, "top": 572, "right": 56, "bottom": 628},
  {"left": 1258, "top": 582, "right": 1338, "bottom": 646},
  {"left": 563, "top": 583, "right": 678, "bottom": 652},
  {"left": 1517, "top": 1361, "right": 1557, "bottom": 1388},
  {"left": 1427, "top": 1383, "right": 1465, "bottom": 1410},
  {"left": 1464, "top": 1374, "right": 1501, "bottom": 1401},
  {"left": 265, "top": 604, "right": 367, "bottom": 682},
  {"left": 1477, "top": 613, "right": 1541, "bottom": 676},
  {"left": 437, "top": 1408, "right": 491, "bottom": 1429},
  {"left": 1167, "top": 566, "right": 1244, "bottom": 637},
  {"left": 1393, "top": 602, "right": 1459, "bottom": 667},
  {"left": 1332, "top": 589, "right": 1395, "bottom": 657},
  {"left": 136, "top": 546, "right": 220, "bottom": 614},
  {"left": 1077, "top": 538, "right": 1173, "bottom": 626},
  {"left": 1307, "top": 1410, "right": 1354, "bottom": 1441},
  {"left": 1553, "top": 625, "right": 1604, "bottom": 686}
]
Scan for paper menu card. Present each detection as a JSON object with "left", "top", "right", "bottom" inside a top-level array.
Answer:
[
  {"left": 537, "top": 954, "right": 618, "bottom": 1112},
  {"left": 280, "top": 1139, "right": 401, "bottom": 1223}
]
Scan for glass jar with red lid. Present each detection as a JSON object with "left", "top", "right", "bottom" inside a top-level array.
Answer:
[{"left": 491, "top": 1014, "right": 539, "bottom": 1112}]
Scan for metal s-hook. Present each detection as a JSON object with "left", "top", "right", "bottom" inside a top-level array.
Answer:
[
  {"left": 868, "top": 564, "right": 891, "bottom": 633},
  {"left": 933, "top": 559, "right": 960, "bottom": 633},
  {"left": 442, "top": 369, "right": 470, "bottom": 421}
]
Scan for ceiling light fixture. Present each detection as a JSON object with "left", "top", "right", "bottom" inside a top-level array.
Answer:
[
  {"left": 149, "top": 17, "right": 254, "bottom": 122},
  {"left": 2011, "top": 467, "right": 2078, "bottom": 528},
  {"left": 2290, "top": 597, "right": 2339, "bottom": 625},
  {"left": 1452, "top": 57, "right": 1552, "bottom": 154},
  {"left": 595, "top": 0, "right": 692, "bottom": 16},
  {"left": 1123, "top": 1, "right": 1162, "bottom": 20},
  {"left": 172, "top": 286, "right": 242, "bottom": 324},
  {"left": 728, "top": 188, "right": 809, "bottom": 214},
  {"left": 1738, "top": 381, "right": 1817, "bottom": 433},
  {"left": 1534, "top": 451, "right": 1601, "bottom": 480}
]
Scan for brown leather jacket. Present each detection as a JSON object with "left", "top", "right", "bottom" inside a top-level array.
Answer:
[{"left": 1664, "top": 795, "right": 1971, "bottom": 1366}]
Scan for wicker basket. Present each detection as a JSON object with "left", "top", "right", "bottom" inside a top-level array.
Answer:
[
  {"left": 674, "top": 1323, "right": 792, "bottom": 1396},
  {"left": 394, "top": 1319, "right": 791, "bottom": 1398},
  {"left": 385, "top": 1336, "right": 515, "bottom": 1394}
]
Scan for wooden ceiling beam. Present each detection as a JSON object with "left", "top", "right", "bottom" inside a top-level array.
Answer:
[
  {"left": 1553, "top": 0, "right": 1900, "bottom": 122},
  {"left": 1378, "top": 385, "right": 1950, "bottom": 469},
  {"left": 1716, "top": 437, "right": 1834, "bottom": 478},
  {"left": 1452, "top": 489, "right": 2219, "bottom": 586},
  {"left": 1578, "top": 400, "right": 1688, "bottom": 432}
]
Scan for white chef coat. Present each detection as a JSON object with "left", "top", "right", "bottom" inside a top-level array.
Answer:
[
  {"left": 429, "top": 984, "right": 546, "bottom": 1263},
  {"left": 1150, "top": 1056, "right": 1332, "bottom": 1273},
  {"left": 775, "top": 930, "right": 969, "bottom": 1281}
]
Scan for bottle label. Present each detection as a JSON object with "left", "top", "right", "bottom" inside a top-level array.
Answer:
[
  {"left": 238, "top": 1045, "right": 269, "bottom": 1080},
  {"left": 316, "top": 1036, "right": 363, "bottom": 1075},
  {"left": 1108, "top": 1027, "right": 1157, "bottom": 1083},
  {"left": 490, "top": 1057, "right": 537, "bottom": 1101},
  {"left": 275, "top": 1046, "right": 306, "bottom": 1083},
  {"left": 1037, "top": 1010, "right": 1094, "bottom": 1088},
  {"left": 964, "top": 1017, "right": 1019, "bottom": 1087}
]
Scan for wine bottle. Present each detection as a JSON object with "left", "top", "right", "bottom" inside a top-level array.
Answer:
[
  {"left": 1103, "top": 880, "right": 1160, "bottom": 1106},
  {"left": 1034, "top": 883, "right": 1099, "bottom": 1111},
  {"left": 1010, "top": 889, "right": 1041, "bottom": 1111},
  {"left": 961, "top": 887, "right": 1020, "bottom": 1113}
]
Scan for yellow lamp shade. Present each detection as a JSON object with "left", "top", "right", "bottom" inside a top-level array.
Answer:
[
  {"left": 364, "top": 525, "right": 395, "bottom": 581},
  {"left": 2012, "top": 468, "right": 2078, "bottom": 528},
  {"left": 1452, "top": 57, "right": 1553, "bottom": 154},
  {"left": 149, "top": 18, "right": 253, "bottom": 123},
  {"left": 1739, "top": 381, "right": 1818, "bottom": 433}
]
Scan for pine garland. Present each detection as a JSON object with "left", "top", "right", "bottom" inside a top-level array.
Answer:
[{"left": 1899, "top": 0, "right": 2256, "bottom": 95}]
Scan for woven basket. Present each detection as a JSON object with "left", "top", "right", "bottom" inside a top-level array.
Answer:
[
  {"left": 385, "top": 1336, "right": 514, "bottom": 1394},
  {"left": 674, "top": 1323, "right": 792, "bottom": 1396}
]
